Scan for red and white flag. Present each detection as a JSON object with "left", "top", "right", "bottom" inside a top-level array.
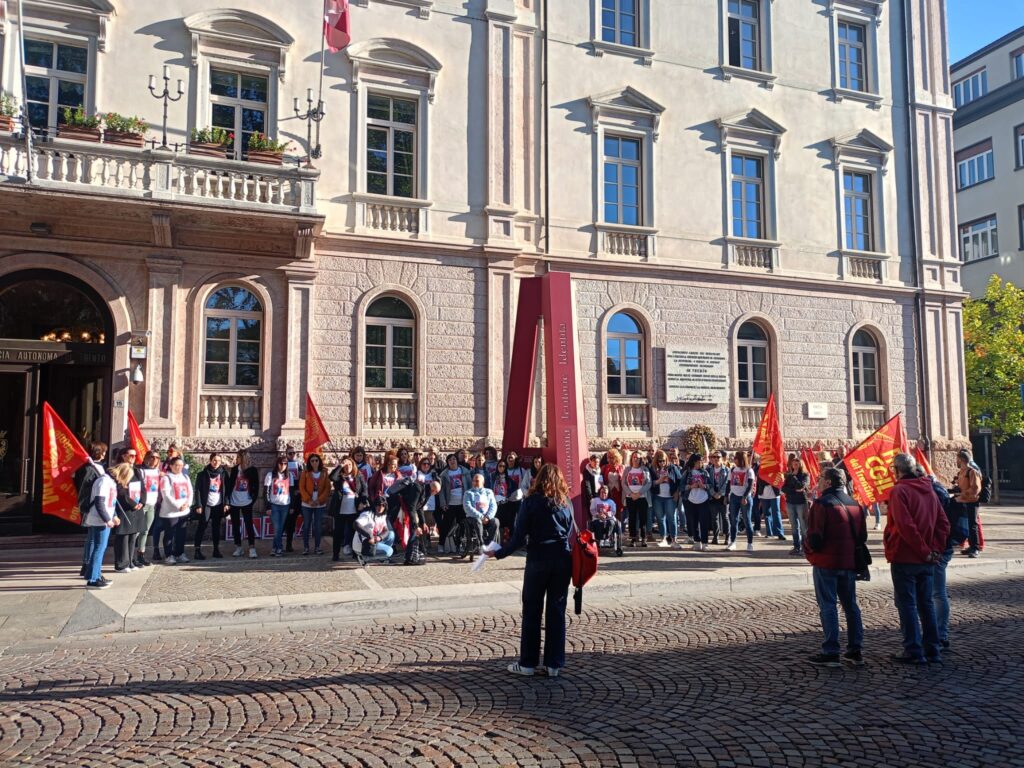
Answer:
[{"left": 325, "top": 0, "right": 351, "bottom": 52}]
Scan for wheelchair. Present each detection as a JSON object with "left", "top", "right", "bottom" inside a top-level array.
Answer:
[{"left": 449, "top": 517, "right": 486, "bottom": 560}]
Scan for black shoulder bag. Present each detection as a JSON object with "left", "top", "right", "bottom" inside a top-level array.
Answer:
[{"left": 843, "top": 501, "right": 872, "bottom": 581}]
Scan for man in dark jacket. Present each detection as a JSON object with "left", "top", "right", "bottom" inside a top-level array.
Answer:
[
  {"left": 804, "top": 466, "right": 867, "bottom": 667},
  {"left": 884, "top": 453, "right": 950, "bottom": 664}
]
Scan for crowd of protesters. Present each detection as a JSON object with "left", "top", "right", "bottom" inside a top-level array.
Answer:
[{"left": 72, "top": 438, "right": 989, "bottom": 666}]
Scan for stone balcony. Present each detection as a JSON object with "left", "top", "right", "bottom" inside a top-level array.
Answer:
[{"left": 0, "top": 134, "right": 319, "bottom": 217}]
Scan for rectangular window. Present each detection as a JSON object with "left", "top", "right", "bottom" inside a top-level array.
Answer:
[
  {"left": 737, "top": 344, "right": 769, "bottom": 400},
  {"left": 959, "top": 216, "right": 999, "bottom": 262},
  {"left": 727, "top": 0, "right": 761, "bottom": 70},
  {"left": 1014, "top": 51, "right": 1024, "bottom": 80},
  {"left": 23, "top": 38, "right": 88, "bottom": 132},
  {"left": 843, "top": 171, "right": 873, "bottom": 251},
  {"left": 204, "top": 317, "right": 261, "bottom": 387},
  {"left": 953, "top": 69, "right": 988, "bottom": 108},
  {"left": 366, "top": 93, "right": 417, "bottom": 198},
  {"left": 956, "top": 142, "right": 995, "bottom": 189},
  {"left": 731, "top": 154, "right": 763, "bottom": 239},
  {"left": 1016, "top": 125, "right": 1024, "bottom": 168},
  {"left": 1019, "top": 205, "right": 1024, "bottom": 250},
  {"left": 838, "top": 20, "right": 867, "bottom": 91},
  {"left": 365, "top": 323, "right": 414, "bottom": 390},
  {"left": 852, "top": 350, "right": 878, "bottom": 403},
  {"left": 209, "top": 68, "right": 268, "bottom": 160},
  {"left": 601, "top": 0, "right": 638, "bottom": 47},
  {"left": 603, "top": 135, "right": 641, "bottom": 226}
]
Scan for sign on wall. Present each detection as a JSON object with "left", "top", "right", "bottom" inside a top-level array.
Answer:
[{"left": 664, "top": 345, "right": 729, "bottom": 404}]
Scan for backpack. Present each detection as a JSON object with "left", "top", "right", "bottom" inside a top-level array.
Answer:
[{"left": 978, "top": 472, "right": 993, "bottom": 505}]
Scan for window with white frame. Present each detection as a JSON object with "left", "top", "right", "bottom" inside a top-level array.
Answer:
[
  {"left": 843, "top": 171, "right": 874, "bottom": 252},
  {"left": 606, "top": 312, "right": 644, "bottom": 397},
  {"left": 366, "top": 93, "right": 417, "bottom": 198},
  {"left": 959, "top": 216, "right": 999, "bottom": 262},
  {"left": 209, "top": 68, "right": 268, "bottom": 160},
  {"left": 23, "top": 38, "right": 88, "bottom": 132},
  {"left": 365, "top": 296, "right": 415, "bottom": 391},
  {"left": 603, "top": 136, "right": 642, "bottom": 226},
  {"left": 736, "top": 322, "right": 770, "bottom": 401},
  {"left": 956, "top": 142, "right": 994, "bottom": 189},
  {"left": 1019, "top": 205, "right": 1024, "bottom": 250},
  {"left": 731, "top": 154, "right": 764, "bottom": 239},
  {"left": 953, "top": 69, "right": 988, "bottom": 107},
  {"left": 838, "top": 20, "right": 868, "bottom": 92},
  {"left": 851, "top": 329, "right": 880, "bottom": 404},
  {"left": 203, "top": 287, "right": 262, "bottom": 387},
  {"left": 727, "top": 0, "right": 762, "bottom": 70},
  {"left": 1015, "top": 124, "right": 1024, "bottom": 168},
  {"left": 601, "top": 0, "right": 639, "bottom": 46},
  {"left": 1013, "top": 51, "right": 1024, "bottom": 80}
]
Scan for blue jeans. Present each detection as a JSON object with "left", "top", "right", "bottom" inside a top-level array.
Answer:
[
  {"left": 932, "top": 547, "right": 954, "bottom": 643},
  {"left": 81, "top": 528, "right": 95, "bottom": 568},
  {"left": 812, "top": 567, "right": 863, "bottom": 655},
  {"left": 652, "top": 496, "right": 677, "bottom": 540},
  {"left": 788, "top": 503, "right": 807, "bottom": 550},
  {"left": 302, "top": 505, "right": 326, "bottom": 550},
  {"left": 728, "top": 495, "right": 753, "bottom": 544},
  {"left": 761, "top": 497, "right": 785, "bottom": 538},
  {"left": 891, "top": 562, "right": 941, "bottom": 660},
  {"left": 369, "top": 529, "right": 395, "bottom": 558},
  {"left": 520, "top": 550, "right": 572, "bottom": 670},
  {"left": 870, "top": 503, "right": 881, "bottom": 526},
  {"left": 270, "top": 503, "right": 289, "bottom": 551},
  {"left": 86, "top": 525, "right": 111, "bottom": 583}
]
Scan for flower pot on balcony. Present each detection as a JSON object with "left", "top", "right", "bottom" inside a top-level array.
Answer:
[
  {"left": 58, "top": 125, "right": 101, "bottom": 142},
  {"left": 247, "top": 150, "right": 284, "bottom": 166},
  {"left": 104, "top": 130, "right": 145, "bottom": 148},
  {"left": 0, "top": 115, "right": 14, "bottom": 133},
  {"left": 188, "top": 142, "right": 228, "bottom": 158}
]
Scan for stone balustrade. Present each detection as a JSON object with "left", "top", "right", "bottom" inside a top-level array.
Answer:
[
  {"left": 364, "top": 393, "right": 418, "bottom": 432},
  {"left": 729, "top": 240, "right": 780, "bottom": 271},
  {"left": 739, "top": 403, "right": 765, "bottom": 434},
  {"left": 608, "top": 400, "right": 651, "bottom": 434},
  {"left": 198, "top": 390, "right": 263, "bottom": 433},
  {"left": 855, "top": 405, "right": 887, "bottom": 434},
  {"left": 848, "top": 256, "right": 884, "bottom": 282}
]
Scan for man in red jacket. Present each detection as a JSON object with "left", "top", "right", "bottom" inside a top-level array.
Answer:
[
  {"left": 884, "top": 453, "right": 950, "bottom": 664},
  {"left": 804, "top": 466, "right": 867, "bottom": 668}
]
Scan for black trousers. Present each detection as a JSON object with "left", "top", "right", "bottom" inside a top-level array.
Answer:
[
  {"left": 497, "top": 500, "right": 520, "bottom": 538},
  {"left": 709, "top": 497, "right": 729, "bottom": 541},
  {"left": 685, "top": 500, "right": 712, "bottom": 544},
  {"left": 284, "top": 491, "right": 302, "bottom": 548},
  {"left": 230, "top": 504, "right": 256, "bottom": 546},
  {"left": 963, "top": 501, "right": 980, "bottom": 551},
  {"left": 194, "top": 505, "right": 226, "bottom": 551},
  {"left": 332, "top": 513, "right": 357, "bottom": 559},
  {"left": 520, "top": 552, "right": 572, "bottom": 670},
  {"left": 626, "top": 497, "right": 648, "bottom": 540},
  {"left": 114, "top": 532, "right": 139, "bottom": 569}
]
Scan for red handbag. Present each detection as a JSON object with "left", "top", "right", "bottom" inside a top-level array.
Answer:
[{"left": 571, "top": 524, "right": 599, "bottom": 615}]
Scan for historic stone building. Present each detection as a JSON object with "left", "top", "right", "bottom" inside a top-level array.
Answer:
[{"left": 0, "top": 0, "right": 968, "bottom": 533}]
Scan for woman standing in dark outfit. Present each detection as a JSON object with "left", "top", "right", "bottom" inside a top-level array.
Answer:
[{"left": 486, "top": 463, "right": 574, "bottom": 678}]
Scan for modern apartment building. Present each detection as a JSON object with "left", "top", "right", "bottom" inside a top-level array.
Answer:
[
  {"left": 951, "top": 24, "right": 1024, "bottom": 297},
  {"left": 0, "top": 0, "right": 968, "bottom": 533}
]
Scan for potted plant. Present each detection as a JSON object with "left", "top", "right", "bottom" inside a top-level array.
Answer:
[
  {"left": 247, "top": 132, "right": 289, "bottom": 165},
  {"left": 0, "top": 92, "right": 17, "bottom": 133},
  {"left": 188, "top": 126, "right": 230, "bottom": 158},
  {"left": 58, "top": 106, "right": 102, "bottom": 142},
  {"left": 103, "top": 112, "right": 148, "bottom": 147}
]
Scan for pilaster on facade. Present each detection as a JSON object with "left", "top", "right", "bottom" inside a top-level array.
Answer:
[
  {"left": 280, "top": 267, "right": 316, "bottom": 436},
  {"left": 142, "top": 254, "right": 184, "bottom": 435}
]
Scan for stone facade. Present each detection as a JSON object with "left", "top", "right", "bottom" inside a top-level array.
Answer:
[{"left": 0, "top": 0, "right": 969, "bottom": 496}]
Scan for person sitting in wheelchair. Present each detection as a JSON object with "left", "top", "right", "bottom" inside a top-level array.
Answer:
[
  {"left": 462, "top": 472, "right": 499, "bottom": 549},
  {"left": 353, "top": 496, "right": 395, "bottom": 561},
  {"left": 589, "top": 485, "right": 624, "bottom": 556}
]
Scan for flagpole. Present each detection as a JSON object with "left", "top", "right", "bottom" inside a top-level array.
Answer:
[
  {"left": 16, "top": 0, "right": 35, "bottom": 182},
  {"left": 315, "top": 0, "right": 328, "bottom": 156}
]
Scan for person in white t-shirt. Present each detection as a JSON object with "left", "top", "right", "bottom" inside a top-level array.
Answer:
[
  {"left": 227, "top": 449, "right": 260, "bottom": 559},
  {"left": 589, "top": 485, "right": 623, "bottom": 555},
  {"left": 159, "top": 456, "right": 193, "bottom": 564},
  {"left": 624, "top": 453, "right": 651, "bottom": 547},
  {"left": 136, "top": 450, "right": 161, "bottom": 567},
  {"left": 265, "top": 455, "right": 292, "bottom": 557},
  {"left": 331, "top": 458, "right": 368, "bottom": 560},
  {"left": 727, "top": 451, "right": 757, "bottom": 552},
  {"left": 84, "top": 468, "right": 120, "bottom": 588}
]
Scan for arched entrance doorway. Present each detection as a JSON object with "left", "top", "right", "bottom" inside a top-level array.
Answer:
[{"left": 0, "top": 270, "right": 115, "bottom": 535}]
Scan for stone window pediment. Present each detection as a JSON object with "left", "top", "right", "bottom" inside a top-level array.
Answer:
[
  {"left": 12, "top": 0, "right": 115, "bottom": 50},
  {"left": 831, "top": 128, "right": 893, "bottom": 169},
  {"left": 347, "top": 38, "right": 442, "bottom": 101},
  {"left": 588, "top": 86, "right": 664, "bottom": 139},
  {"left": 184, "top": 9, "right": 293, "bottom": 80},
  {"left": 716, "top": 108, "right": 786, "bottom": 157}
]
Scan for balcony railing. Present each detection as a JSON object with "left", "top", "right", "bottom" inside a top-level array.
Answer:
[
  {"left": 739, "top": 402, "right": 766, "bottom": 434},
  {"left": 353, "top": 193, "right": 431, "bottom": 236},
  {"left": 596, "top": 224, "right": 657, "bottom": 259},
  {"left": 364, "top": 393, "right": 417, "bottom": 432},
  {"left": 0, "top": 134, "right": 319, "bottom": 216},
  {"left": 198, "top": 390, "right": 263, "bottom": 433},
  {"left": 848, "top": 256, "right": 884, "bottom": 282},
  {"left": 855, "top": 405, "right": 887, "bottom": 434},
  {"left": 728, "top": 238, "right": 781, "bottom": 272},
  {"left": 608, "top": 400, "right": 651, "bottom": 435}
]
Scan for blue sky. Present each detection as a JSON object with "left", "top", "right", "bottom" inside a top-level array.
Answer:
[{"left": 947, "top": 0, "right": 1024, "bottom": 63}]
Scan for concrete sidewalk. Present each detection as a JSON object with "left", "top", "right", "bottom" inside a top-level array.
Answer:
[{"left": 1, "top": 506, "right": 1022, "bottom": 647}]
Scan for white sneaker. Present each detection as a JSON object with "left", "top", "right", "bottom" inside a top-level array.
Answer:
[
  {"left": 657, "top": 538, "right": 670, "bottom": 548},
  {"left": 873, "top": 522, "right": 881, "bottom": 530},
  {"left": 507, "top": 662, "right": 535, "bottom": 676},
  {"left": 249, "top": 548, "right": 258, "bottom": 559},
  {"left": 343, "top": 545, "right": 353, "bottom": 556},
  {"left": 700, "top": 543, "right": 708, "bottom": 551},
  {"left": 725, "top": 542, "right": 736, "bottom": 551},
  {"left": 747, "top": 543, "right": 754, "bottom": 553},
  {"left": 165, "top": 555, "right": 177, "bottom": 565},
  {"left": 692, "top": 543, "right": 701, "bottom": 551},
  {"left": 684, "top": 537, "right": 694, "bottom": 544},
  {"left": 233, "top": 547, "right": 244, "bottom": 557},
  {"left": 178, "top": 553, "right": 190, "bottom": 563}
]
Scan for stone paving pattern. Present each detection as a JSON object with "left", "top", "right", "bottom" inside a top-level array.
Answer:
[{"left": 1, "top": 574, "right": 1022, "bottom": 767}]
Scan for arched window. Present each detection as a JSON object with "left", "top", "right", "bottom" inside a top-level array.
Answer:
[
  {"left": 606, "top": 311, "right": 644, "bottom": 396},
  {"left": 203, "top": 286, "right": 262, "bottom": 387},
  {"left": 736, "top": 321, "right": 770, "bottom": 401},
  {"left": 365, "top": 296, "right": 415, "bottom": 391},
  {"left": 852, "top": 329, "right": 879, "bottom": 404}
]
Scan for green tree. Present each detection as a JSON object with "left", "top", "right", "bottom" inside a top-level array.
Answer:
[{"left": 963, "top": 276, "right": 1024, "bottom": 502}]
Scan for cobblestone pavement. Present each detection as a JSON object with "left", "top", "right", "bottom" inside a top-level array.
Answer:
[{"left": 1, "top": 575, "right": 1022, "bottom": 767}]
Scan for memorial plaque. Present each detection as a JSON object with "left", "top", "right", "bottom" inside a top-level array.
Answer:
[{"left": 664, "top": 345, "right": 729, "bottom": 404}]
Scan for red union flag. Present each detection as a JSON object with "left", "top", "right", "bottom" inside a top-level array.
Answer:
[
  {"left": 844, "top": 413, "right": 910, "bottom": 506},
  {"left": 324, "top": 0, "right": 351, "bottom": 52},
  {"left": 304, "top": 394, "right": 331, "bottom": 461},
  {"left": 127, "top": 411, "right": 149, "bottom": 463},
  {"left": 752, "top": 393, "right": 785, "bottom": 487},
  {"left": 41, "top": 402, "right": 90, "bottom": 524},
  {"left": 800, "top": 447, "right": 821, "bottom": 491},
  {"left": 913, "top": 444, "right": 935, "bottom": 478}
]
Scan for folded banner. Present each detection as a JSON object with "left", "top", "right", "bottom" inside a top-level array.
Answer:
[
  {"left": 843, "top": 413, "right": 910, "bottom": 506},
  {"left": 913, "top": 444, "right": 935, "bottom": 478},
  {"left": 127, "top": 411, "right": 149, "bottom": 463},
  {"left": 304, "top": 393, "right": 331, "bottom": 461},
  {"left": 41, "top": 402, "right": 90, "bottom": 524},
  {"left": 800, "top": 447, "right": 821, "bottom": 491},
  {"left": 752, "top": 393, "right": 785, "bottom": 487}
]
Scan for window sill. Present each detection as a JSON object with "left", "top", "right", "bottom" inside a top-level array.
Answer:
[
  {"left": 594, "top": 223, "right": 658, "bottom": 260},
  {"left": 831, "top": 87, "right": 884, "bottom": 108},
  {"left": 719, "top": 65, "right": 777, "bottom": 89},
  {"left": 839, "top": 248, "right": 890, "bottom": 261},
  {"left": 351, "top": 192, "right": 433, "bottom": 208},
  {"left": 956, "top": 176, "right": 996, "bottom": 192},
  {"left": 590, "top": 40, "right": 655, "bottom": 66}
]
